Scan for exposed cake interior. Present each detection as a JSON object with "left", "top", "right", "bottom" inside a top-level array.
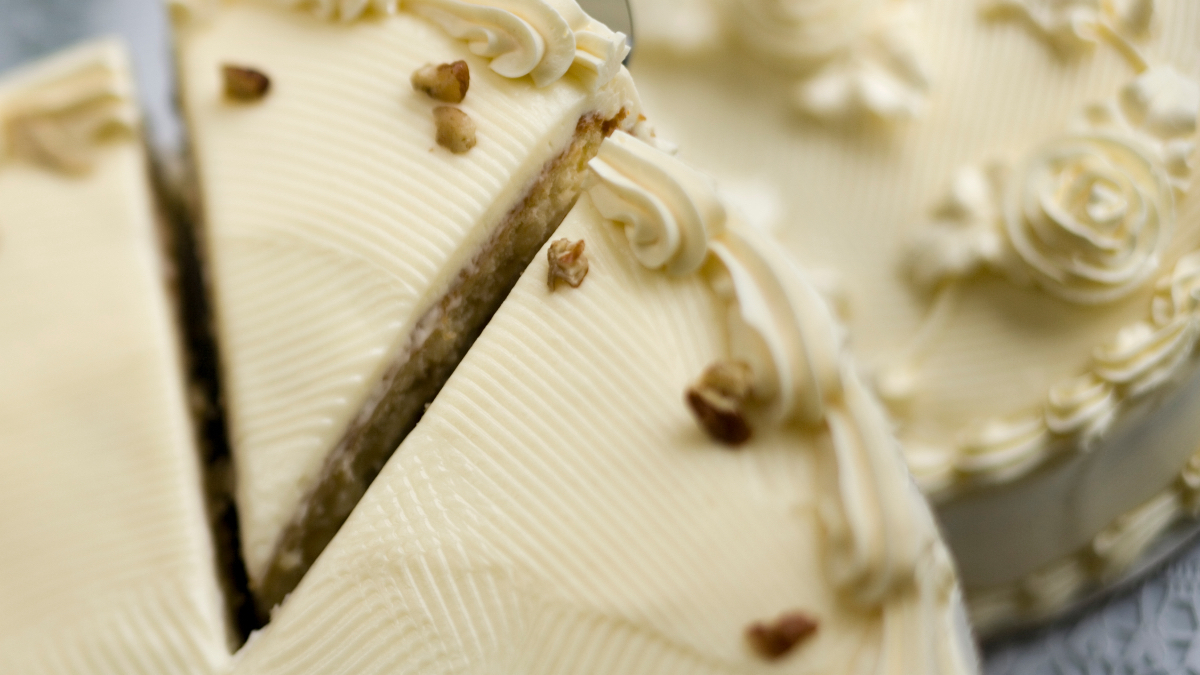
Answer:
[{"left": 256, "top": 109, "right": 631, "bottom": 613}]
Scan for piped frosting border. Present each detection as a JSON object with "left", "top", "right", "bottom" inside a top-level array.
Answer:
[
  {"left": 170, "top": 0, "right": 629, "bottom": 91},
  {"left": 586, "top": 130, "right": 974, "bottom": 674}
]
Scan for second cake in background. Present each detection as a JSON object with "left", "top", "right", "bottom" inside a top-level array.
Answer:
[{"left": 627, "top": 0, "right": 1200, "bottom": 630}]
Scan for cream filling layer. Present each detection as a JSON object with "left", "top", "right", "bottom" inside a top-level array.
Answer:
[
  {"left": 0, "top": 40, "right": 230, "bottom": 675},
  {"left": 226, "top": 196, "right": 976, "bottom": 675},
  {"left": 174, "top": 2, "right": 638, "bottom": 586}
]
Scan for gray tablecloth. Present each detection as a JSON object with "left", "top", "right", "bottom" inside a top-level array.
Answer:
[{"left": 2, "top": 0, "right": 1196, "bottom": 672}]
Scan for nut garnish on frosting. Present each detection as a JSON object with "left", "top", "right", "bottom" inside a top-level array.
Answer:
[
  {"left": 432, "top": 105, "right": 476, "bottom": 153},
  {"left": 223, "top": 65, "right": 271, "bottom": 101},
  {"left": 686, "top": 360, "right": 754, "bottom": 446},
  {"left": 745, "top": 611, "right": 819, "bottom": 660},
  {"left": 547, "top": 238, "right": 589, "bottom": 289},
  {"left": 411, "top": 61, "right": 469, "bottom": 103}
]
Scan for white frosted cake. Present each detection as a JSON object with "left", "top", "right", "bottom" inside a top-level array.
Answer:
[
  {"left": 169, "top": 0, "right": 646, "bottom": 613},
  {"left": 628, "top": 0, "right": 1200, "bottom": 630},
  {"left": 225, "top": 131, "right": 978, "bottom": 675},
  {"left": 0, "top": 40, "right": 231, "bottom": 673}
]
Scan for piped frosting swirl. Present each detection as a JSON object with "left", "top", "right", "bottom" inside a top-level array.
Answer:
[
  {"left": 586, "top": 131, "right": 973, "bottom": 674},
  {"left": 587, "top": 131, "right": 726, "bottom": 276},
  {"left": 267, "top": 0, "right": 629, "bottom": 88}
]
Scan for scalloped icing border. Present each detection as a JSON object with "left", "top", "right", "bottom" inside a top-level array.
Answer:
[
  {"left": 968, "top": 439, "right": 1200, "bottom": 634},
  {"left": 910, "top": 247, "right": 1200, "bottom": 499},
  {"left": 900, "top": 0, "right": 1200, "bottom": 498}
]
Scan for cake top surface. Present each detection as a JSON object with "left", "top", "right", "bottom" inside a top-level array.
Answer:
[
  {"left": 0, "top": 38, "right": 231, "bottom": 674},
  {"left": 226, "top": 131, "right": 978, "bottom": 675}
]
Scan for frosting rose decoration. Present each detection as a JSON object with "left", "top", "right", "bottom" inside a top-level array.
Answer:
[
  {"left": 1003, "top": 133, "right": 1174, "bottom": 304},
  {"left": 909, "top": 67, "right": 1195, "bottom": 304}
]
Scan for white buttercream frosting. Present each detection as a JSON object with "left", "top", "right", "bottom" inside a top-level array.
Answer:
[
  {"left": 725, "top": 0, "right": 930, "bottom": 120},
  {"left": 226, "top": 134, "right": 977, "bottom": 674},
  {"left": 173, "top": 1, "right": 639, "bottom": 586},
  {"left": 0, "top": 42, "right": 137, "bottom": 173},
  {"left": 0, "top": 40, "right": 230, "bottom": 674},
  {"left": 626, "top": 0, "right": 1200, "bottom": 630},
  {"left": 586, "top": 132, "right": 972, "bottom": 673},
  {"left": 1004, "top": 133, "right": 1174, "bottom": 303},
  {"left": 587, "top": 130, "right": 726, "bottom": 275},
  {"left": 982, "top": 0, "right": 1155, "bottom": 52},
  {"left": 911, "top": 65, "right": 1196, "bottom": 304},
  {"left": 173, "top": 0, "right": 629, "bottom": 88}
]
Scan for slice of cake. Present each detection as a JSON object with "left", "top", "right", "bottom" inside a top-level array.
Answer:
[
  {"left": 0, "top": 40, "right": 232, "bottom": 673},
  {"left": 223, "top": 132, "right": 978, "bottom": 674},
  {"left": 628, "top": 0, "right": 1200, "bottom": 630},
  {"left": 169, "top": 0, "right": 645, "bottom": 614}
]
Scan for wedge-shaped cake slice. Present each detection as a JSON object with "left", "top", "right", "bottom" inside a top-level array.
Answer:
[
  {"left": 170, "top": 0, "right": 645, "bottom": 613},
  {"left": 225, "top": 132, "right": 978, "bottom": 674},
  {"left": 0, "top": 40, "right": 232, "bottom": 674}
]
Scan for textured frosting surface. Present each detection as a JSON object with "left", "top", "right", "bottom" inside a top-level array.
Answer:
[
  {"left": 0, "top": 40, "right": 230, "bottom": 674},
  {"left": 628, "top": 0, "right": 1200, "bottom": 609},
  {"left": 173, "top": 1, "right": 634, "bottom": 585},
  {"left": 226, "top": 178, "right": 977, "bottom": 674}
]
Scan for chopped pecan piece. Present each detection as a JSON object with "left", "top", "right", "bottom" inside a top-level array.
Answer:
[
  {"left": 686, "top": 360, "right": 753, "bottom": 446},
  {"left": 433, "top": 106, "right": 477, "bottom": 154},
  {"left": 746, "top": 612, "right": 818, "bottom": 661},
  {"left": 547, "top": 239, "right": 589, "bottom": 289},
  {"left": 223, "top": 65, "right": 271, "bottom": 101},
  {"left": 411, "top": 61, "right": 470, "bottom": 103}
]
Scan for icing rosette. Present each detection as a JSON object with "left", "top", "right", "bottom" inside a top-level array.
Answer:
[
  {"left": 909, "top": 66, "right": 1195, "bottom": 304},
  {"left": 585, "top": 130, "right": 726, "bottom": 276},
  {"left": 1003, "top": 133, "right": 1174, "bottom": 304}
]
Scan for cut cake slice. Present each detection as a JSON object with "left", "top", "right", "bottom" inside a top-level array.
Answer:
[
  {"left": 0, "top": 39, "right": 232, "bottom": 674},
  {"left": 224, "top": 132, "right": 979, "bottom": 674},
  {"left": 169, "top": 0, "right": 644, "bottom": 613}
]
